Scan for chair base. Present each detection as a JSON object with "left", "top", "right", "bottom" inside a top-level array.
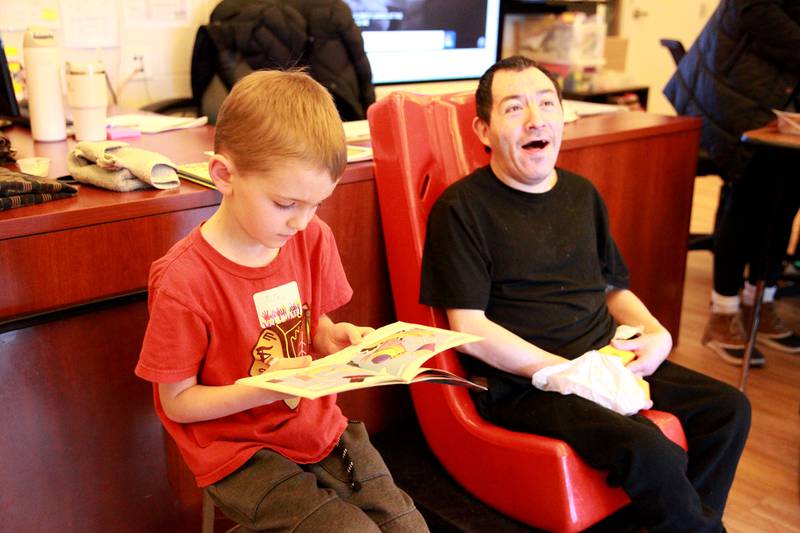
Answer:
[{"left": 371, "top": 417, "right": 643, "bottom": 533}]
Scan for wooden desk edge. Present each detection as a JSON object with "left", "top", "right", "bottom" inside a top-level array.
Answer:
[{"left": 741, "top": 125, "right": 800, "bottom": 150}]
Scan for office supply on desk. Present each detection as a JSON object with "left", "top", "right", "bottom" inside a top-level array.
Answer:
[
  {"left": 106, "top": 126, "right": 141, "bottom": 140},
  {"left": 176, "top": 162, "right": 215, "bottom": 189},
  {"left": 23, "top": 27, "right": 67, "bottom": 142},
  {"left": 562, "top": 100, "right": 625, "bottom": 123},
  {"left": 106, "top": 113, "right": 208, "bottom": 134},
  {"left": 16, "top": 157, "right": 50, "bottom": 177},
  {"left": 565, "top": 99, "right": 626, "bottom": 117},
  {"left": 774, "top": 110, "right": 800, "bottom": 136},
  {"left": 67, "top": 62, "right": 108, "bottom": 141},
  {"left": 346, "top": 144, "right": 372, "bottom": 162},
  {"left": 343, "top": 119, "right": 370, "bottom": 142}
]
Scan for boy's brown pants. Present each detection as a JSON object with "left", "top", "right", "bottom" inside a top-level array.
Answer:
[{"left": 207, "top": 421, "right": 428, "bottom": 532}]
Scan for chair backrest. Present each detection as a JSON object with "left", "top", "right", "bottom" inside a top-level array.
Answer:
[
  {"left": 369, "top": 90, "right": 490, "bottom": 425},
  {"left": 190, "top": 0, "right": 375, "bottom": 123},
  {"left": 369, "top": 91, "right": 486, "bottom": 335},
  {"left": 369, "top": 91, "right": 689, "bottom": 531},
  {"left": 659, "top": 38, "right": 686, "bottom": 66}
]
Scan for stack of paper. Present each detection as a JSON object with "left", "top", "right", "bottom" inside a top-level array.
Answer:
[
  {"left": 176, "top": 162, "right": 215, "bottom": 189},
  {"left": 107, "top": 114, "right": 208, "bottom": 134},
  {"left": 347, "top": 145, "right": 372, "bottom": 162},
  {"left": 343, "top": 119, "right": 371, "bottom": 142},
  {"left": 563, "top": 100, "right": 626, "bottom": 123}
]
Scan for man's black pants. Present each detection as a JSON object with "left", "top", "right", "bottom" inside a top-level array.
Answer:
[{"left": 476, "top": 361, "right": 751, "bottom": 533}]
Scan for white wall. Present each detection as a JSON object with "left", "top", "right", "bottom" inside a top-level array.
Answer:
[
  {"left": 1, "top": 0, "right": 720, "bottom": 115},
  {"left": 1, "top": 0, "right": 218, "bottom": 110},
  {"left": 618, "top": 0, "right": 719, "bottom": 114}
]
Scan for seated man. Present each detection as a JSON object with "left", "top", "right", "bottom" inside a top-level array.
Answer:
[{"left": 420, "top": 55, "right": 751, "bottom": 532}]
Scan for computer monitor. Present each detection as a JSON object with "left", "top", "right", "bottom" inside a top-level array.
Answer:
[
  {"left": 0, "top": 34, "right": 21, "bottom": 123},
  {"left": 345, "top": 0, "right": 501, "bottom": 84}
]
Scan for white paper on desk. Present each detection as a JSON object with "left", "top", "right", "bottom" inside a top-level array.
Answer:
[
  {"left": 107, "top": 114, "right": 208, "bottom": 133},
  {"left": 347, "top": 145, "right": 373, "bottom": 163},
  {"left": 563, "top": 100, "right": 626, "bottom": 122},
  {"left": 773, "top": 109, "right": 800, "bottom": 135},
  {"left": 344, "top": 120, "right": 370, "bottom": 142}
]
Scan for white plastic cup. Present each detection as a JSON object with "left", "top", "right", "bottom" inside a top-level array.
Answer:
[
  {"left": 67, "top": 61, "right": 107, "bottom": 141},
  {"left": 23, "top": 27, "right": 67, "bottom": 142}
]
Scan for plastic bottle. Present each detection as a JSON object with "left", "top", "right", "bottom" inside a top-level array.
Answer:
[{"left": 23, "top": 27, "right": 66, "bottom": 142}]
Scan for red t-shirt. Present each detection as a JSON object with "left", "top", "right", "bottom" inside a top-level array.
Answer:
[{"left": 136, "top": 217, "right": 352, "bottom": 487}]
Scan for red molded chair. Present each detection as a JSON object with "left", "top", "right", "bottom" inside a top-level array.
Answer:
[{"left": 367, "top": 91, "right": 688, "bottom": 532}]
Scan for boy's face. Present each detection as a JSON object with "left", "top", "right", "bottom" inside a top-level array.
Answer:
[
  {"left": 473, "top": 67, "right": 564, "bottom": 193},
  {"left": 223, "top": 159, "right": 338, "bottom": 254}
]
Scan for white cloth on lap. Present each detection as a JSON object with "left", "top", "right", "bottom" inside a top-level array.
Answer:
[{"left": 532, "top": 350, "right": 653, "bottom": 416}]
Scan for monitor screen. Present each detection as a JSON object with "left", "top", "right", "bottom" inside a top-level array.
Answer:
[
  {"left": 345, "top": 0, "right": 501, "bottom": 84},
  {"left": 0, "top": 35, "right": 21, "bottom": 120}
]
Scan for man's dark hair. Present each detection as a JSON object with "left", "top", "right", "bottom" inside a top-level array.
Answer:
[{"left": 475, "top": 56, "right": 563, "bottom": 124}]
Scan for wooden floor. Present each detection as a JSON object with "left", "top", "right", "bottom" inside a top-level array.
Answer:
[{"left": 671, "top": 176, "right": 800, "bottom": 532}]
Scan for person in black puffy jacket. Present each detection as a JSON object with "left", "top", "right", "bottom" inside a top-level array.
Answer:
[{"left": 664, "top": 0, "right": 800, "bottom": 365}]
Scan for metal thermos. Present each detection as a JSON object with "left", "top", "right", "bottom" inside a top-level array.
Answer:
[{"left": 23, "top": 27, "right": 66, "bottom": 142}]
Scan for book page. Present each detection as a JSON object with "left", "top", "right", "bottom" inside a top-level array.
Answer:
[
  {"left": 238, "top": 363, "right": 401, "bottom": 399},
  {"left": 235, "top": 321, "right": 482, "bottom": 397},
  {"left": 343, "top": 322, "right": 481, "bottom": 380}
]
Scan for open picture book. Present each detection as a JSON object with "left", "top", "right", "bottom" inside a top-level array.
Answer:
[{"left": 236, "top": 321, "right": 486, "bottom": 399}]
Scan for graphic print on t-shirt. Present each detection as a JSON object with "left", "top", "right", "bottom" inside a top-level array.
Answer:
[{"left": 251, "top": 282, "right": 311, "bottom": 408}]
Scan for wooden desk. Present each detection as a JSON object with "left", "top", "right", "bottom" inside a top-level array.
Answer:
[
  {"left": 557, "top": 111, "right": 700, "bottom": 338},
  {"left": 0, "top": 111, "right": 700, "bottom": 532},
  {"left": 0, "top": 126, "right": 400, "bottom": 532},
  {"left": 563, "top": 85, "right": 650, "bottom": 110},
  {"left": 741, "top": 122, "right": 800, "bottom": 149}
]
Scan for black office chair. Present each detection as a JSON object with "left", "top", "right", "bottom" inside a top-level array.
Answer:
[
  {"left": 661, "top": 38, "right": 727, "bottom": 251},
  {"left": 144, "top": 0, "right": 375, "bottom": 124}
]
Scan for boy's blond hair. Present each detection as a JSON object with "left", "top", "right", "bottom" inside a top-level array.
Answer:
[{"left": 214, "top": 69, "right": 346, "bottom": 179}]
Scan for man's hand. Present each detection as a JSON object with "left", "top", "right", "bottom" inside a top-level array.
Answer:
[
  {"left": 611, "top": 328, "right": 673, "bottom": 377},
  {"left": 315, "top": 318, "right": 374, "bottom": 355}
]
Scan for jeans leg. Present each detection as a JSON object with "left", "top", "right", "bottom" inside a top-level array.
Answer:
[
  {"left": 305, "top": 421, "right": 429, "bottom": 533},
  {"left": 207, "top": 448, "right": 381, "bottom": 533},
  {"left": 647, "top": 361, "right": 751, "bottom": 514}
]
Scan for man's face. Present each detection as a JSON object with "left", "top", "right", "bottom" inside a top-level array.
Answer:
[{"left": 473, "top": 67, "right": 564, "bottom": 193}]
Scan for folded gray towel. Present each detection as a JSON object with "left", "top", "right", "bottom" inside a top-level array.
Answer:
[{"left": 67, "top": 140, "right": 181, "bottom": 192}]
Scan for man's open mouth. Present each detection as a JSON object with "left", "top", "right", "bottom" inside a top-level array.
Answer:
[{"left": 522, "top": 139, "right": 549, "bottom": 150}]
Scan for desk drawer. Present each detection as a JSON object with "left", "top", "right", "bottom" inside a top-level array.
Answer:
[{"left": 0, "top": 206, "right": 215, "bottom": 322}]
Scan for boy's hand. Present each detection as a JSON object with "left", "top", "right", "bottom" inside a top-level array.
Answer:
[
  {"left": 611, "top": 328, "right": 672, "bottom": 377},
  {"left": 317, "top": 321, "right": 374, "bottom": 355}
]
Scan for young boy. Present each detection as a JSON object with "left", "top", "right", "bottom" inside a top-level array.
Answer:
[{"left": 136, "top": 70, "right": 427, "bottom": 532}]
